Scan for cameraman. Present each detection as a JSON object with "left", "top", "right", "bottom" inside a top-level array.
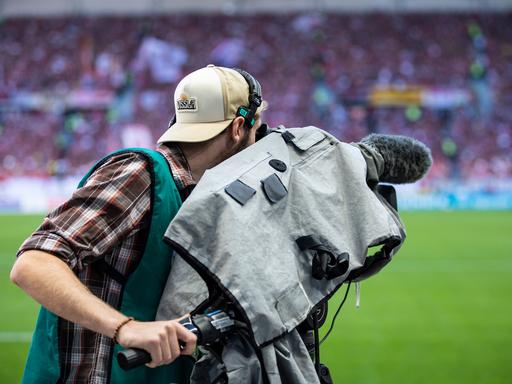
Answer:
[{"left": 10, "top": 65, "right": 266, "bottom": 384}]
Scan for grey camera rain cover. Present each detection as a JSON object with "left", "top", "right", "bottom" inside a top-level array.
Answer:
[{"left": 156, "top": 126, "right": 405, "bottom": 350}]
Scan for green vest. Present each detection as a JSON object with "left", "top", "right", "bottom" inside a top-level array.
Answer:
[{"left": 22, "top": 148, "right": 194, "bottom": 384}]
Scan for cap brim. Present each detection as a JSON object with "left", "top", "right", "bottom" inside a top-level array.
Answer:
[{"left": 157, "top": 120, "right": 232, "bottom": 143}]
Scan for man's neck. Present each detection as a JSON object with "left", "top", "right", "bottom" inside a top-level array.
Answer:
[{"left": 178, "top": 140, "right": 229, "bottom": 183}]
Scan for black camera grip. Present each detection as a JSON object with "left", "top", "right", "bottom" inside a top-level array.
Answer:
[{"left": 117, "top": 348, "right": 151, "bottom": 370}]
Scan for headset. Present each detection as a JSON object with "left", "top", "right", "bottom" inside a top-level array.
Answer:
[
  {"left": 233, "top": 67, "right": 268, "bottom": 141},
  {"left": 232, "top": 68, "right": 262, "bottom": 129},
  {"left": 168, "top": 67, "right": 268, "bottom": 139}
]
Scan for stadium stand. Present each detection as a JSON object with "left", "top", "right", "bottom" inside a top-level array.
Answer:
[{"left": 0, "top": 13, "right": 511, "bottom": 182}]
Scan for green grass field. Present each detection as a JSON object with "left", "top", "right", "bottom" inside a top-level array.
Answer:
[{"left": 1, "top": 212, "right": 511, "bottom": 383}]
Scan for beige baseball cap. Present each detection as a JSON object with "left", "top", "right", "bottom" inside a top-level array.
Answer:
[{"left": 158, "top": 64, "right": 257, "bottom": 143}]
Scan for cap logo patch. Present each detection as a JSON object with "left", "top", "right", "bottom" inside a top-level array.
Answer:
[{"left": 176, "top": 94, "right": 198, "bottom": 111}]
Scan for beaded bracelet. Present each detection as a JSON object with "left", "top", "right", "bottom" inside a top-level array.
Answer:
[{"left": 113, "top": 317, "right": 134, "bottom": 344}]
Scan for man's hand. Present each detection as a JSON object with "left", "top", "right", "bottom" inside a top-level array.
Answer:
[{"left": 116, "top": 319, "right": 197, "bottom": 368}]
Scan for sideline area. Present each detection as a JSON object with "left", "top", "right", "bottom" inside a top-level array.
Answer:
[{"left": 2, "top": 212, "right": 511, "bottom": 383}]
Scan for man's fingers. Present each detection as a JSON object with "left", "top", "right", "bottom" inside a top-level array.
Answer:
[
  {"left": 167, "top": 325, "right": 181, "bottom": 361},
  {"left": 160, "top": 329, "right": 173, "bottom": 365},
  {"left": 146, "top": 341, "right": 163, "bottom": 368},
  {"left": 176, "top": 324, "right": 197, "bottom": 355},
  {"left": 119, "top": 319, "right": 196, "bottom": 368}
]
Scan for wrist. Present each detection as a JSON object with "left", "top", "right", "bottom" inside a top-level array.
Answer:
[{"left": 113, "top": 317, "right": 134, "bottom": 344}]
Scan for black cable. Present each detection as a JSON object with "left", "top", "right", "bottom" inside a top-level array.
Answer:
[
  {"left": 320, "top": 281, "right": 352, "bottom": 345},
  {"left": 312, "top": 311, "right": 321, "bottom": 375}
]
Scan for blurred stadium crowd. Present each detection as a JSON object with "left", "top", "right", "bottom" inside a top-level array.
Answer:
[{"left": 0, "top": 13, "right": 511, "bottom": 183}]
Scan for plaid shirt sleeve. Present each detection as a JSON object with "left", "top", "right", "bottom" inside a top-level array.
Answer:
[{"left": 17, "top": 151, "right": 152, "bottom": 271}]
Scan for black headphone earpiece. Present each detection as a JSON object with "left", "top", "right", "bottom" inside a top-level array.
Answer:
[{"left": 232, "top": 68, "right": 262, "bottom": 129}]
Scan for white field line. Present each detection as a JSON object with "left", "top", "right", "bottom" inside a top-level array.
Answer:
[{"left": 0, "top": 332, "right": 32, "bottom": 342}]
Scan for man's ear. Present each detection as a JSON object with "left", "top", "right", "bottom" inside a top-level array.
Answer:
[{"left": 228, "top": 116, "right": 247, "bottom": 144}]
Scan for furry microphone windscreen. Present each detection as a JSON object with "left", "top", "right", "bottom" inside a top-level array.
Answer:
[{"left": 359, "top": 134, "right": 433, "bottom": 184}]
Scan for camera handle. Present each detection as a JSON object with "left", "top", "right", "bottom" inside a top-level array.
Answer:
[{"left": 117, "top": 310, "right": 234, "bottom": 371}]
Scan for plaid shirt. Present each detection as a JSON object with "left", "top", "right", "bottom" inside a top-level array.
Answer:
[{"left": 17, "top": 144, "right": 195, "bottom": 384}]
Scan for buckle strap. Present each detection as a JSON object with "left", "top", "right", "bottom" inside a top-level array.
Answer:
[{"left": 296, "top": 235, "right": 350, "bottom": 280}]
